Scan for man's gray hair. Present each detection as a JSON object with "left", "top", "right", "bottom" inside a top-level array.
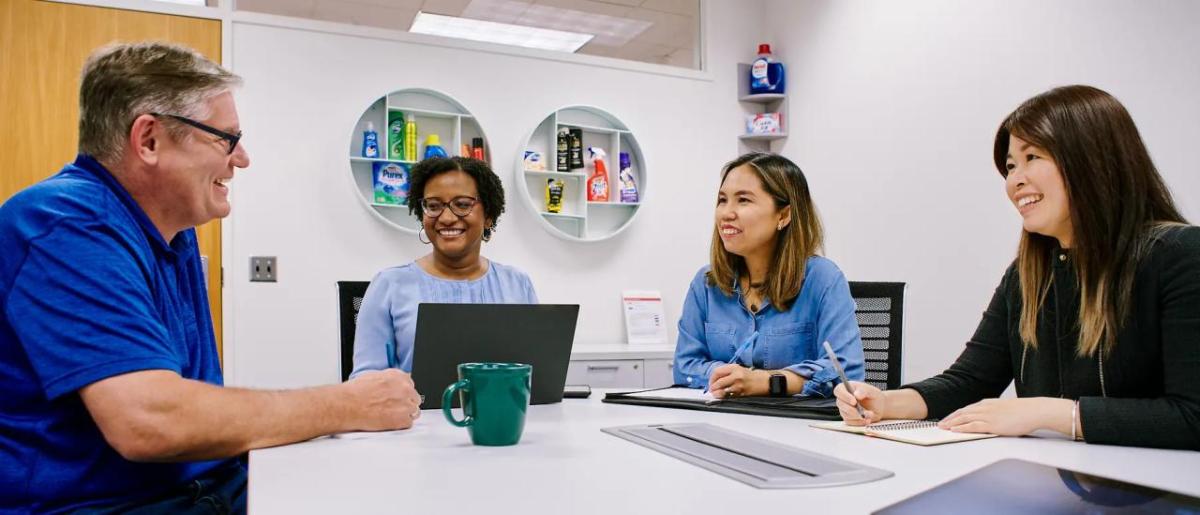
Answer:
[{"left": 78, "top": 41, "right": 242, "bottom": 163}]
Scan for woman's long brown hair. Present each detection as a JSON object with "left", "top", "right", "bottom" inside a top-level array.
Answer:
[
  {"left": 708, "top": 153, "right": 823, "bottom": 311},
  {"left": 993, "top": 85, "right": 1187, "bottom": 356}
]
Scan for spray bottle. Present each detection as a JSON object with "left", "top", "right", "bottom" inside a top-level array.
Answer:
[
  {"left": 618, "top": 152, "right": 638, "bottom": 203},
  {"left": 586, "top": 147, "right": 610, "bottom": 202}
]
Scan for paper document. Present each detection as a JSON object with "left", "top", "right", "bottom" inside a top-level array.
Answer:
[
  {"left": 811, "top": 420, "right": 997, "bottom": 446},
  {"left": 622, "top": 290, "right": 668, "bottom": 345},
  {"left": 622, "top": 387, "right": 717, "bottom": 403}
]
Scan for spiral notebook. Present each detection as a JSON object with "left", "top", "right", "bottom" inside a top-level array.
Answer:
[{"left": 811, "top": 420, "right": 998, "bottom": 446}]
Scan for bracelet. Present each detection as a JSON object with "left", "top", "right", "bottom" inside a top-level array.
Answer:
[{"left": 1075, "top": 398, "right": 1084, "bottom": 441}]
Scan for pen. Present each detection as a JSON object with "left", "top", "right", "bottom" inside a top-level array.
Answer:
[
  {"left": 823, "top": 341, "right": 866, "bottom": 418},
  {"left": 385, "top": 341, "right": 397, "bottom": 369},
  {"left": 705, "top": 332, "right": 759, "bottom": 395}
]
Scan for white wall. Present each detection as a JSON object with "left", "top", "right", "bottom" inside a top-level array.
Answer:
[
  {"left": 225, "top": 2, "right": 768, "bottom": 387},
  {"left": 764, "top": 0, "right": 1200, "bottom": 381},
  {"left": 226, "top": 0, "right": 1200, "bottom": 389}
]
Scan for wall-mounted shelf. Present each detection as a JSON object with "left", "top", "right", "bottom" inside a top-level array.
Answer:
[
  {"left": 515, "top": 106, "right": 645, "bottom": 242},
  {"left": 737, "top": 63, "right": 788, "bottom": 154},
  {"left": 349, "top": 89, "right": 490, "bottom": 234},
  {"left": 738, "top": 93, "right": 786, "bottom": 103},
  {"left": 738, "top": 133, "right": 789, "bottom": 141}
]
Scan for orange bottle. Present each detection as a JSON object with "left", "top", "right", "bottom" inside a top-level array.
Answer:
[{"left": 586, "top": 147, "right": 610, "bottom": 202}]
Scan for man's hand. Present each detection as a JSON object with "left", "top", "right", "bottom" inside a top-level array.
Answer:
[{"left": 342, "top": 369, "right": 423, "bottom": 431}]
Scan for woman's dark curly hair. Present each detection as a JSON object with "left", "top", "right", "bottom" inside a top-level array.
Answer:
[{"left": 407, "top": 156, "right": 506, "bottom": 240}]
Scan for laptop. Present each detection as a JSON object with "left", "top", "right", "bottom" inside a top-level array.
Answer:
[{"left": 411, "top": 303, "right": 579, "bottom": 410}]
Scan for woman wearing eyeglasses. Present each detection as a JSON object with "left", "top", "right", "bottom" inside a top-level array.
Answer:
[{"left": 350, "top": 157, "right": 537, "bottom": 377}]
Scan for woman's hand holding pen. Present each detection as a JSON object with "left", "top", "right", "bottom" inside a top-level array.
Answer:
[
  {"left": 833, "top": 381, "right": 886, "bottom": 425},
  {"left": 708, "top": 364, "right": 767, "bottom": 398}
]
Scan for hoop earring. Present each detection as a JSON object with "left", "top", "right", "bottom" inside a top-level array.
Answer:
[
  {"left": 482, "top": 225, "right": 494, "bottom": 242},
  {"left": 419, "top": 229, "right": 431, "bottom": 245}
]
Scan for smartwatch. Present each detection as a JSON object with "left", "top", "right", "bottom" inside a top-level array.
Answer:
[{"left": 768, "top": 373, "right": 788, "bottom": 397}]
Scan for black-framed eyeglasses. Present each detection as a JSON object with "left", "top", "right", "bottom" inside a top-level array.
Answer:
[
  {"left": 420, "top": 196, "right": 478, "bottom": 218},
  {"left": 151, "top": 113, "right": 242, "bottom": 155}
]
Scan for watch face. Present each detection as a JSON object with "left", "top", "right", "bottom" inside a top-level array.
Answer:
[{"left": 770, "top": 374, "right": 786, "bottom": 396}]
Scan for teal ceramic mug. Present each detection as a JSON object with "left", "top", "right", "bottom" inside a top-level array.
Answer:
[{"left": 442, "top": 363, "right": 532, "bottom": 446}]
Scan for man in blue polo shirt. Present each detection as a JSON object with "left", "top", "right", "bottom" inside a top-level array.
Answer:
[{"left": 0, "top": 42, "right": 423, "bottom": 513}]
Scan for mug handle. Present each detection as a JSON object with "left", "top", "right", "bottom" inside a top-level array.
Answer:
[{"left": 442, "top": 379, "right": 472, "bottom": 427}]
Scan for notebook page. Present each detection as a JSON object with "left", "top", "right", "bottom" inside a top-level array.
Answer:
[
  {"left": 865, "top": 420, "right": 996, "bottom": 446},
  {"left": 810, "top": 420, "right": 996, "bottom": 445}
]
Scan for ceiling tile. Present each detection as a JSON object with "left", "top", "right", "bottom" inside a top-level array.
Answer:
[
  {"left": 462, "top": 0, "right": 532, "bottom": 23},
  {"left": 312, "top": 0, "right": 418, "bottom": 29},
  {"left": 235, "top": 0, "right": 317, "bottom": 18},
  {"left": 640, "top": 0, "right": 696, "bottom": 16},
  {"left": 420, "top": 0, "right": 473, "bottom": 16},
  {"left": 533, "top": 0, "right": 632, "bottom": 19}
]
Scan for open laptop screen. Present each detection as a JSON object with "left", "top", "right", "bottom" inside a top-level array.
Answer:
[{"left": 411, "top": 303, "right": 579, "bottom": 410}]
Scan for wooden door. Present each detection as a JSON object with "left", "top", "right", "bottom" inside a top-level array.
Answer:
[{"left": 0, "top": 0, "right": 225, "bottom": 359}]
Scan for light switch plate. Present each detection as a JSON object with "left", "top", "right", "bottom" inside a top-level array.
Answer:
[{"left": 250, "top": 256, "right": 276, "bottom": 282}]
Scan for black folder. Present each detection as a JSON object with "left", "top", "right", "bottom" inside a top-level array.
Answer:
[{"left": 603, "top": 387, "right": 841, "bottom": 420}]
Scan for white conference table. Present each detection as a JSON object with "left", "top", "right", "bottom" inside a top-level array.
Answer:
[{"left": 249, "top": 390, "right": 1200, "bottom": 514}]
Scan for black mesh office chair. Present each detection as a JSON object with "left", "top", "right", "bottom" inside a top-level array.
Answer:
[
  {"left": 337, "top": 281, "right": 371, "bottom": 382},
  {"left": 847, "top": 282, "right": 905, "bottom": 390}
]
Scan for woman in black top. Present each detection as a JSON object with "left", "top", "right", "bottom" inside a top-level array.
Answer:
[{"left": 835, "top": 85, "right": 1200, "bottom": 450}]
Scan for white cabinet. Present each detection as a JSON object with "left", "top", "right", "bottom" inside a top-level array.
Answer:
[
  {"left": 643, "top": 358, "right": 676, "bottom": 389},
  {"left": 567, "top": 344, "right": 676, "bottom": 389},
  {"left": 565, "top": 360, "right": 643, "bottom": 388}
]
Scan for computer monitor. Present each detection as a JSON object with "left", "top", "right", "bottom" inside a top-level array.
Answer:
[{"left": 411, "top": 303, "right": 579, "bottom": 410}]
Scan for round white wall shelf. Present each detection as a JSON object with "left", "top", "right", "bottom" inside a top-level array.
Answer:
[
  {"left": 515, "top": 106, "right": 645, "bottom": 242},
  {"left": 348, "top": 88, "right": 490, "bottom": 234}
]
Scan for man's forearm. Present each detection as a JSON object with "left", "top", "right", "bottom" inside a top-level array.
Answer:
[
  {"left": 82, "top": 371, "right": 364, "bottom": 462},
  {"left": 152, "top": 380, "right": 358, "bottom": 461}
]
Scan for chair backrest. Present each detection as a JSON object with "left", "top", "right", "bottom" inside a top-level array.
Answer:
[
  {"left": 337, "top": 281, "right": 371, "bottom": 382},
  {"left": 847, "top": 282, "right": 905, "bottom": 390}
]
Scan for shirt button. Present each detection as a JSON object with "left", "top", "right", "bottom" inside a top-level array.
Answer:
[{"left": 1059, "top": 254, "right": 1067, "bottom": 262}]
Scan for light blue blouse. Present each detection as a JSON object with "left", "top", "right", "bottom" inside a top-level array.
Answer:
[
  {"left": 673, "top": 257, "right": 865, "bottom": 397},
  {"left": 349, "top": 260, "right": 538, "bottom": 378}
]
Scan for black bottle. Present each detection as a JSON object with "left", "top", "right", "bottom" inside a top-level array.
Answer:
[
  {"left": 568, "top": 128, "right": 584, "bottom": 170},
  {"left": 556, "top": 128, "right": 570, "bottom": 171}
]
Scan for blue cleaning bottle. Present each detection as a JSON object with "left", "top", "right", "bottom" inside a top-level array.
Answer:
[
  {"left": 749, "top": 44, "right": 786, "bottom": 95},
  {"left": 361, "top": 121, "right": 379, "bottom": 158},
  {"left": 423, "top": 134, "right": 448, "bottom": 160}
]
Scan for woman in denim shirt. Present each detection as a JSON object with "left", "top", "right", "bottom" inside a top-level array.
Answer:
[{"left": 674, "top": 153, "right": 864, "bottom": 399}]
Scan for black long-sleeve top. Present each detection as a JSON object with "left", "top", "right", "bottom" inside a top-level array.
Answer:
[{"left": 906, "top": 226, "right": 1200, "bottom": 450}]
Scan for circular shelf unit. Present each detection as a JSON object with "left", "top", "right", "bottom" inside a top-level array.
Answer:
[
  {"left": 348, "top": 89, "right": 489, "bottom": 233},
  {"left": 516, "top": 106, "right": 645, "bottom": 242}
]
